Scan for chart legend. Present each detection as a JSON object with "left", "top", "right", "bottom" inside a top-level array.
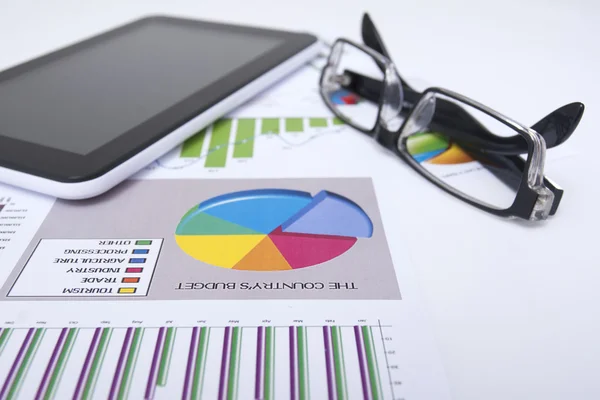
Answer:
[
  {"left": 0, "top": 195, "right": 46, "bottom": 259},
  {"left": 7, "top": 239, "right": 163, "bottom": 298}
]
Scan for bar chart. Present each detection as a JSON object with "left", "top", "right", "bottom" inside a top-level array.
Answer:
[
  {"left": 0, "top": 323, "right": 401, "bottom": 399},
  {"left": 177, "top": 117, "right": 345, "bottom": 169}
]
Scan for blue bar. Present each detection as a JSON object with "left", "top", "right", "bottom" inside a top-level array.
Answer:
[
  {"left": 129, "top": 258, "right": 147, "bottom": 264},
  {"left": 132, "top": 249, "right": 149, "bottom": 255}
]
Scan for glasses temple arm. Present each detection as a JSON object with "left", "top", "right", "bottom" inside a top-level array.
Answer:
[
  {"left": 342, "top": 70, "right": 582, "bottom": 154},
  {"left": 361, "top": 13, "right": 414, "bottom": 90},
  {"left": 342, "top": 70, "right": 528, "bottom": 152},
  {"left": 528, "top": 102, "right": 584, "bottom": 148}
]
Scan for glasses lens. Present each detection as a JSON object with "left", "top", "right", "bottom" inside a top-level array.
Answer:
[
  {"left": 399, "top": 92, "right": 526, "bottom": 210},
  {"left": 321, "top": 41, "right": 384, "bottom": 131}
]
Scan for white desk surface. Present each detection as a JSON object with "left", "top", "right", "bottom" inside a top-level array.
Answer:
[{"left": 1, "top": 1, "right": 598, "bottom": 399}]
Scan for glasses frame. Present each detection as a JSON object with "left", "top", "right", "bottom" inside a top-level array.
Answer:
[
  {"left": 396, "top": 87, "right": 556, "bottom": 220},
  {"left": 319, "top": 38, "right": 560, "bottom": 221}
]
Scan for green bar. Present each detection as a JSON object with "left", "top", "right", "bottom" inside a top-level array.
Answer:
[
  {"left": 180, "top": 129, "right": 207, "bottom": 158},
  {"left": 309, "top": 118, "right": 328, "bottom": 128},
  {"left": 233, "top": 119, "right": 255, "bottom": 158},
  {"left": 285, "top": 118, "right": 303, "bottom": 132},
  {"left": 82, "top": 328, "right": 112, "bottom": 400},
  {"left": 0, "top": 328, "right": 12, "bottom": 356},
  {"left": 362, "top": 326, "right": 383, "bottom": 400},
  {"left": 205, "top": 119, "right": 232, "bottom": 168},
  {"left": 157, "top": 328, "right": 176, "bottom": 387},
  {"left": 261, "top": 118, "right": 279, "bottom": 135},
  {"left": 227, "top": 327, "right": 242, "bottom": 400},
  {"left": 117, "top": 328, "right": 144, "bottom": 400},
  {"left": 191, "top": 327, "right": 210, "bottom": 400},
  {"left": 135, "top": 240, "right": 152, "bottom": 246},
  {"left": 8, "top": 328, "right": 45, "bottom": 400},
  {"left": 44, "top": 328, "right": 78, "bottom": 400},
  {"left": 264, "top": 327, "right": 274, "bottom": 400},
  {"left": 297, "top": 327, "right": 309, "bottom": 400},
  {"left": 332, "top": 117, "right": 345, "bottom": 125},
  {"left": 331, "top": 327, "right": 348, "bottom": 400}
]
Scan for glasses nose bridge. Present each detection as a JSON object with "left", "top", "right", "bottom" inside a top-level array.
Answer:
[
  {"left": 378, "top": 64, "right": 405, "bottom": 132},
  {"left": 398, "top": 92, "right": 436, "bottom": 140}
]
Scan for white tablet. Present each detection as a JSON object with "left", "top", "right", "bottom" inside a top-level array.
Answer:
[{"left": 0, "top": 16, "right": 320, "bottom": 199}]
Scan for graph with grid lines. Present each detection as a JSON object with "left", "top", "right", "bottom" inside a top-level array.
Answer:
[{"left": 0, "top": 323, "right": 400, "bottom": 400}]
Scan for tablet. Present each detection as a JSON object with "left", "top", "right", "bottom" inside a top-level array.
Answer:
[{"left": 0, "top": 16, "right": 320, "bottom": 199}]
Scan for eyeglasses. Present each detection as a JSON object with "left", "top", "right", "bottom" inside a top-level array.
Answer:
[{"left": 319, "top": 14, "right": 585, "bottom": 221}]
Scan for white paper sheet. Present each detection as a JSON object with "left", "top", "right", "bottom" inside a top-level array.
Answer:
[{"left": 0, "top": 63, "right": 456, "bottom": 399}]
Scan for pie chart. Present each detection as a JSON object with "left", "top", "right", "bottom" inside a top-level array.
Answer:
[{"left": 175, "top": 189, "right": 373, "bottom": 271}]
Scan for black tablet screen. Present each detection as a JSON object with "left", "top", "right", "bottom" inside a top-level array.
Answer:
[{"left": 0, "top": 22, "right": 281, "bottom": 155}]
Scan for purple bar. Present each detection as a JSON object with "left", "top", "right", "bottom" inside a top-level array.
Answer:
[
  {"left": 289, "top": 327, "right": 296, "bottom": 400},
  {"left": 35, "top": 328, "right": 68, "bottom": 400},
  {"left": 182, "top": 327, "right": 199, "bottom": 400},
  {"left": 108, "top": 328, "right": 133, "bottom": 400},
  {"left": 217, "top": 327, "right": 232, "bottom": 400},
  {"left": 354, "top": 326, "right": 371, "bottom": 400},
  {"left": 323, "top": 327, "right": 336, "bottom": 400},
  {"left": 255, "top": 327, "right": 264, "bottom": 400},
  {"left": 74, "top": 328, "right": 101, "bottom": 399},
  {"left": 0, "top": 328, "right": 34, "bottom": 399},
  {"left": 144, "top": 327, "right": 165, "bottom": 400}
]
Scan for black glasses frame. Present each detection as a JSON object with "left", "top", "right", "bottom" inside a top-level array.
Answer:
[{"left": 318, "top": 14, "right": 585, "bottom": 221}]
